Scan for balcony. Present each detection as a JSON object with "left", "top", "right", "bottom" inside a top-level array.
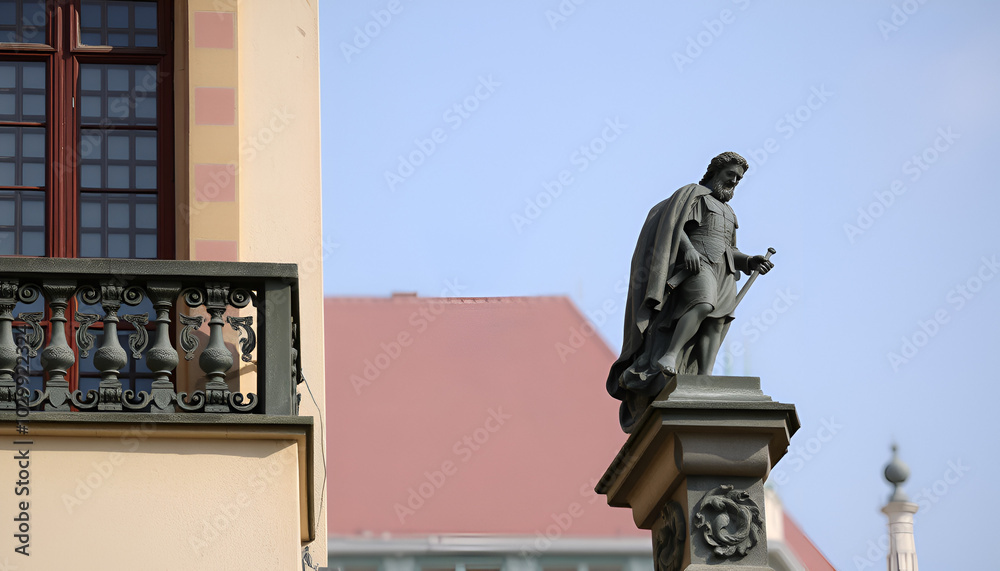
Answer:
[{"left": 0, "top": 257, "right": 302, "bottom": 416}]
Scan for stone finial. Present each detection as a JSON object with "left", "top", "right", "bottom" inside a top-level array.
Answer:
[
  {"left": 884, "top": 444, "right": 911, "bottom": 502},
  {"left": 882, "top": 443, "right": 919, "bottom": 571}
]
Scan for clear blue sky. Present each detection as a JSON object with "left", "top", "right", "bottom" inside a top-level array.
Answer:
[{"left": 320, "top": 1, "right": 999, "bottom": 568}]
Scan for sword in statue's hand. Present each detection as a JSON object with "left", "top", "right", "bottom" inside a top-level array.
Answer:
[
  {"left": 734, "top": 247, "right": 776, "bottom": 308},
  {"left": 716, "top": 247, "right": 775, "bottom": 351}
]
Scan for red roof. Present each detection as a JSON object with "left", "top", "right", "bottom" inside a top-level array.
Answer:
[
  {"left": 323, "top": 295, "right": 834, "bottom": 569},
  {"left": 325, "top": 295, "right": 640, "bottom": 536},
  {"left": 783, "top": 512, "right": 837, "bottom": 571}
]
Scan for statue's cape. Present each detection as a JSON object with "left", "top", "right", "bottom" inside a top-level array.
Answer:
[{"left": 606, "top": 184, "right": 710, "bottom": 429}]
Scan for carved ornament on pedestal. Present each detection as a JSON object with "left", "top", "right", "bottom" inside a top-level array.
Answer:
[
  {"left": 693, "top": 485, "right": 763, "bottom": 559},
  {"left": 653, "top": 501, "right": 686, "bottom": 571}
]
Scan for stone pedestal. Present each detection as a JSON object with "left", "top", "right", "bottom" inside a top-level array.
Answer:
[
  {"left": 596, "top": 375, "right": 798, "bottom": 571},
  {"left": 882, "top": 501, "right": 919, "bottom": 571}
]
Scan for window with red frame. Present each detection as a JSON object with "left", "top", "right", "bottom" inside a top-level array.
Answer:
[
  {"left": 1, "top": 0, "right": 173, "bottom": 399},
  {"left": 0, "top": 0, "right": 173, "bottom": 259}
]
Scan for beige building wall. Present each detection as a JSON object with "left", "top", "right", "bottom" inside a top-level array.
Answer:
[
  {"left": 1, "top": 423, "right": 310, "bottom": 569},
  {"left": 234, "top": 0, "right": 328, "bottom": 562},
  {"left": 0, "top": 1, "right": 325, "bottom": 566},
  {"left": 173, "top": 0, "right": 327, "bottom": 563},
  {"left": 0, "top": 0, "right": 324, "bottom": 568}
]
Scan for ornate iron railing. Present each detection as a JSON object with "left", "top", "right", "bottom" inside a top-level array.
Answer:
[{"left": 0, "top": 258, "right": 301, "bottom": 415}]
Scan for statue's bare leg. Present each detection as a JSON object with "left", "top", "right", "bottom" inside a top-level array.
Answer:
[
  {"left": 696, "top": 318, "right": 726, "bottom": 373},
  {"left": 693, "top": 321, "right": 713, "bottom": 373},
  {"left": 656, "top": 302, "right": 712, "bottom": 375}
]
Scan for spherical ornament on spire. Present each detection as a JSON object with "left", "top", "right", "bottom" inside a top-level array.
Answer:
[{"left": 884, "top": 444, "right": 911, "bottom": 502}]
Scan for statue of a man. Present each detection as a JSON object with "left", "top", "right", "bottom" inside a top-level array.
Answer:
[{"left": 606, "top": 152, "right": 774, "bottom": 432}]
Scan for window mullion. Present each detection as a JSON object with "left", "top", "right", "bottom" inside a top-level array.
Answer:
[
  {"left": 56, "top": 1, "right": 81, "bottom": 392},
  {"left": 47, "top": 1, "right": 73, "bottom": 258}
]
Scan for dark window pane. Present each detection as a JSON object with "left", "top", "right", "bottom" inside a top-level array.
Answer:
[
  {"left": 135, "top": 165, "right": 155, "bottom": 188},
  {"left": 79, "top": 64, "right": 156, "bottom": 126},
  {"left": 135, "top": 133, "right": 155, "bottom": 160},
  {"left": 107, "top": 67, "right": 128, "bottom": 91},
  {"left": 80, "top": 0, "right": 158, "bottom": 48},
  {"left": 134, "top": 4, "right": 155, "bottom": 29},
  {"left": 21, "top": 161, "right": 41, "bottom": 185},
  {"left": 135, "top": 202, "right": 155, "bottom": 228},
  {"left": 108, "top": 232, "right": 128, "bottom": 256},
  {"left": 80, "top": 200, "right": 102, "bottom": 227},
  {"left": 107, "top": 133, "right": 129, "bottom": 159},
  {"left": 0, "top": 62, "right": 45, "bottom": 122},
  {"left": 0, "top": 126, "right": 45, "bottom": 186},
  {"left": 22, "top": 64, "right": 42, "bottom": 88},
  {"left": 80, "top": 164, "right": 101, "bottom": 188},
  {"left": 20, "top": 0, "right": 42, "bottom": 26},
  {"left": 107, "top": 201, "right": 129, "bottom": 227},
  {"left": 0, "top": 64, "right": 12, "bottom": 87},
  {"left": 107, "top": 164, "right": 128, "bottom": 188},
  {"left": 0, "top": 3, "right": 15, "bottom": 26},
  {"left": 80, "top": 67, "right": 101, "bottom": 91},
  {"left": 0, "top": 195, "right": 12, "bottom": 224},
  {"left": 135, "top": 233, "right": 154, "bottom": 258},
  {"left": 0, "top": 0, "right": 47, "bottom": 44},
  {"left": 80, "top": 231, "right": 101, "bottom": 256},
  {"left": 80, "top": 3, "right": 101, "bottom": 27},
  {"left": 107, "top": 4, "right": 127, "bottom": 27},
  {"left": 21, "top": 93, "right": 42, "bottom": 116},
  {"left": 0, "top": 189, "right": 45, "bottom": 256},
  {"left": 81, "top": 96, "right": 100, "bottom": 119},
  {"left": 134, "top": 96, "right": 155, "bottom": 120},
  {"left": 0, "top": 230, "right": 12, "bottom": 254},
  {"left": 80, "top": 131, "right": 103, "bottom": 159},
  {"left": 21, "top": 193, "right": 42, "bottom": 225},
  {"left": 20, "top": 229, "right": 41, "bottom": 254},
  {"left": 21, "top": 130, "right": 43, "bottom": 157},
  {"left": 78, "top": 192, "right": 157, "bottom": 259},
  {"left": 79, "top": 128, "right": 156, "bottom": 190},
  {"left": 134, "top": 32, "right": 155, "bottom": 47},
  {"left": 107, "top": 95, "right": 129, "bottom": 120}
]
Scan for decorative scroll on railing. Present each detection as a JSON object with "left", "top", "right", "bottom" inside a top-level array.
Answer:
[{"left": 0, "top": 259, "right": 301, "bottom": 415}]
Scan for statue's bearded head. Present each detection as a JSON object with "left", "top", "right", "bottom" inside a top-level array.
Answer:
[{"left": 699, "top": 152, "right": 748, "bottom": 203}]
